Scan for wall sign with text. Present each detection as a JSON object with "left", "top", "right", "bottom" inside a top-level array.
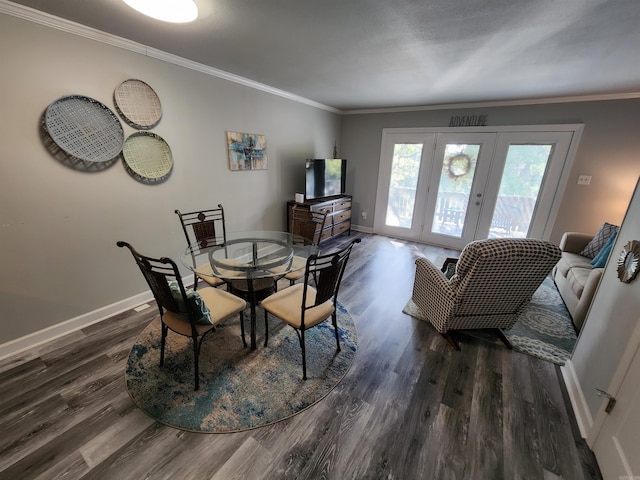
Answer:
[{"left": 449, "top": 115, "right": 488, "bottom": 127}]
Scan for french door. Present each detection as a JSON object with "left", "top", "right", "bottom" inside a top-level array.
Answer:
[{"left": 374, "top": 126, "right": 581, "bottom": 249}]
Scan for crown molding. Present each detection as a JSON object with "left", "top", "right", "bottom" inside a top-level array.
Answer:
[
  {"left": 341, "top": 92, "right": 640, "bottom": 115},
  {"left": 0, "top": 0, "right": 341, "bottom": 114},
  {"left": 3, "top": 0, "right": 639, "bottom": 116}
]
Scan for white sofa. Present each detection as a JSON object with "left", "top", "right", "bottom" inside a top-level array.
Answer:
[{"left": 552, "top": 232, "right": 604, "bottom": 331}]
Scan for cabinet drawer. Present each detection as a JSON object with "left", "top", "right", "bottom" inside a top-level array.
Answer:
[
  {"left": 334, "top": 200, "right": 352, "bottom": 211},
  {"left": 333, "top": 221, "right": 350, "bottom": 236},
  {"left": 333, "top": 210, "right": 351, "bottom": 224},
  {"left": 313, "top": 205, "right": 333, "bottom": 215}
]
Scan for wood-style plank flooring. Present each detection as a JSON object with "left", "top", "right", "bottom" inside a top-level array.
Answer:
[{"left": 0, "top": 233, "right": 602, "bottom": 479}]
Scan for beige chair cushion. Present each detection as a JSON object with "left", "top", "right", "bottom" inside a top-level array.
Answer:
[
  {"left": 267, "top": 255, "right": 307, "bottom": 281},
  {"left": 196, "top": 262, "right": 244, "bottom": 286},
  {"left": 163, "top": 286, "right": 246, "bottom": 335},
  {"left": 261, "top": 283, "right": 335, "bottom": 329},
  {"left": 284, "top": 256, "right": 308, "bottom": 281}
]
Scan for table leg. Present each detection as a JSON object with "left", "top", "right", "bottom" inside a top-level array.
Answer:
[{"left": 230, "top": 277, "right": 276, "bottom": 350}]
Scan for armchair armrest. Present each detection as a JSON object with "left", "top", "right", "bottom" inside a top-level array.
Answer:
[
  {"left": 559, "top": 232, "right": 594, "bottom": 254},
  {"left": 411, "top": 258, "right": 455, "bottom": 333}
]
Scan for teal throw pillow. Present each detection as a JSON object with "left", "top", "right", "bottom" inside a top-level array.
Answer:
[
  {"left": 444, "top": 261, "right": 457, "bottom": 279},
  {"left": 591, "top": 232, "right": 617, "bottom": 269},
  {"left": 167, "top": 280, "right": 213, "bottom": 325},
  {"left": 580, "top": 222, "right": 619, "bottom": 259}
]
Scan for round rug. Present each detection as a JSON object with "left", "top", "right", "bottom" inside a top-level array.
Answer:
[{"left": 125, "top": 302, "right": 357, "bottom": 433}]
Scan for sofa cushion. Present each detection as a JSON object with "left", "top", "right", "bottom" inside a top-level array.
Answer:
[
  {"left": 566, "top": 267, "right": 592, "bottom": 299},
  {"left": 556, "top": 252, "right": 593, "bottom": 277},
  {"left": 580, "top": 222, "right": 619, "bottom": 259}
]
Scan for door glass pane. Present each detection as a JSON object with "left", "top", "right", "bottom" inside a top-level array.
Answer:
[
  {"left": 489, "top": 144, "right": 552, "bottom": 238},
  {"left": 431, "top": 144, "right": 480, "bottom": 237},
  {"left": 385, "top": 143, "right": 423, "bottom": 228}
]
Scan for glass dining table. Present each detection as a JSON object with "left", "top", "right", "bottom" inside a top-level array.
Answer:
[{"left": 181, "top": 231, "right": 318, "bottom": 350}]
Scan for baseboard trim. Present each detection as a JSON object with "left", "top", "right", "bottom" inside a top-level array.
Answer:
[
  {"left": 561, "top": 359, "right": 594, "bottom": 439},
  {"left": 351, "top": 224, "right": 373, "bottom": 234},
  {"left": 0, "top": 290, "right": 156, "bottom": 361}
]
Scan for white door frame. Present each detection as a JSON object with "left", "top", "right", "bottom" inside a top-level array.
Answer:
[{"left": 374, "top": 124, "right": 584, "bottom": 244}]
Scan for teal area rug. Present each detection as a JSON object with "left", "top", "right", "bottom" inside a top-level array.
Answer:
[
  {"left": 403, "top": 277, "right": 577, "bottom": 365},
  {"left": 125, "top": 302, "right": 356, "bottom": 433}
]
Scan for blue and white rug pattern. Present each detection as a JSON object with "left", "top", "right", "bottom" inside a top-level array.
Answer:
[{"left": 126, "top": 302, "right": 357, "bottom": 433}]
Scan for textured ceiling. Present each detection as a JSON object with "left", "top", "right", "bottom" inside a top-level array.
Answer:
[{"left": 6, "top": 0, "right": 640, "bottom": 111}]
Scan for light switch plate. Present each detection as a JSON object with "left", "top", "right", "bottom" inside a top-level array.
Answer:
[{"left": 577, "top": 175, "right": 592, "bottom": 185}]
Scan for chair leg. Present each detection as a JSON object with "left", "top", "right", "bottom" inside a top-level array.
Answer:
[
  {"left": 331, "top": 312, "right": 341, "bottom": 351},
  {"left": 264, "top": 309, "right": 269, "bottom": 347},
  {"left": 193, "top": 336, "right": 200, "bottom": 391},
  {"left": 240, "top": 311, "right": 247, "bottom": 348},
  {"left": 160, "top": 322, "right": 168, "bottom": 366},
  {"left": 442, "top": 332, "right": 460, "bottom": 351},
  {"left": 300, "top": 329, "right": 307, "bottom": 380},
  {"left": 495, "top": 329, "right": 513, "bottom": 349},
  {"left": 193, "top": 273, "right": 199, "bottom": 290}
]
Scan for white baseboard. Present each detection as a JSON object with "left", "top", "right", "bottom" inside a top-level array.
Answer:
[
  {"left": 351, "top": 224, "right": 373, "bottom": 234},
  {"left": 0, "top": 290, "right": 156, "bottom": 361},
  {"left": 561, "top": 359, "right": 594, "bottom": 439},
  {"left": 0, "top": 273, "right": 202, "bottom": 362}
]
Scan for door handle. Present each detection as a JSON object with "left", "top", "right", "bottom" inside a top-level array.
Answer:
[{"left": 596, "top": 388, "right": 617, "bottom": 414}]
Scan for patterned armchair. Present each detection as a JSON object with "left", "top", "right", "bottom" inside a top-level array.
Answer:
[{"left": 411, "top": 238, "right": 561, "bottom": 349}]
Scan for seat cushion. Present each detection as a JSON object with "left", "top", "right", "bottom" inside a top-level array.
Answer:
[
  {"left": 268, "top": 255, "right": 308, "bottom": 281},
  {"left": 197, "top": 287, "right": 247, "bottom": 324},
  {"left": 566, "top": 267, "right": 592, "bottom": 299},
  {"left": 261, "top": 284, "right": 335, "bottom": 329},
  {"left": 163, "top": 312, "right": 216, "bottom": 336},
  {"left": 166, "top": 282, "right": 246, "bottom": 327},
  {"left": 195, "top": 262, "right": 240, "bottom": 286},
  {"left": 556, "top": 252, "right": 593, "bottom": 277}
]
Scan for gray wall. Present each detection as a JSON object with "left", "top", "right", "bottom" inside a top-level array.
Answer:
[
  {"left": 341, "top": 100, "right": 640, "bottom": 244},
  {"left": 0, "top": 13, "right": 341, "bottom": 344}
]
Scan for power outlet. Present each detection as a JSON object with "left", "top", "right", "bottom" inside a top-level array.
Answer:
[
  {"left": 577, "top": 175, "right": 592, "bottom": 185},
  {"left": 361, "top": 211, "right": 367, "bottom": 220}
]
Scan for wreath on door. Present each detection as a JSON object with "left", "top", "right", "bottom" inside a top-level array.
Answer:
[{"left": 447, "top": 154, "right": 471, "bottom": 178}]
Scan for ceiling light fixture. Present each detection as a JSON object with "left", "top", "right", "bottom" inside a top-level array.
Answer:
[{"left": 122, "top": 0, "right": 198, "bottom": 23}]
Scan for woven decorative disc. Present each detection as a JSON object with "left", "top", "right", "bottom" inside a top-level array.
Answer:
[
  {"left": 114, "top": 79, "right": 162, "bottom": 129},
  {"left": 45, "top": 95, "right": 124, "bottom": 162},
  {"left": 122, "top": 131, "right": 172, "bottom": 182}
]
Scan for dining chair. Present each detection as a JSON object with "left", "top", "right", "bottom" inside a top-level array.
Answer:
[
  {"left": 117, "top": 241, "right": 246, "bottom": 390},
  {"left": 261, "top": 237, "right": 361, "bottom": 380},
  {"left": 274, "top": 207, "right": 328, "bottom": 287},
  {"left": 175, "top": 205, "right": 227, "bottom": 289}
]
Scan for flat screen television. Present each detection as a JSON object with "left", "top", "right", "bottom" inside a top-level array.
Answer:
[{"left": 305, "top": 158, "right": 346, "bottom": 200}]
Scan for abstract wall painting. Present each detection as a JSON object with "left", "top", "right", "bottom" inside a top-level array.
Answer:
[{"left": 226, "top": 131, "right": 268, "bottom": 171}]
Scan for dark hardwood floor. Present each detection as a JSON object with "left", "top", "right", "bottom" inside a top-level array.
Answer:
[{"left": 0, "top": 233, "right": 602, "bottom": 479}]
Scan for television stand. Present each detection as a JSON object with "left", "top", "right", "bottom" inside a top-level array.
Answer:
[{"left": 286, "top": 195, "right": 352, "bottom": 244}]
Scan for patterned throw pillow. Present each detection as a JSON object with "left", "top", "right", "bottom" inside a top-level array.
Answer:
[
  {"left": 167, "top": 280, "right": 213, "bottom": 325},
  {"left": 580, "top": 223, "right": 619, "bottom": 259}
]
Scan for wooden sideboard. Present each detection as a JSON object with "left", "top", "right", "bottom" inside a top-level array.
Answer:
[{"left": 287, "top": 195, "right": 352, "bottom": 244}]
